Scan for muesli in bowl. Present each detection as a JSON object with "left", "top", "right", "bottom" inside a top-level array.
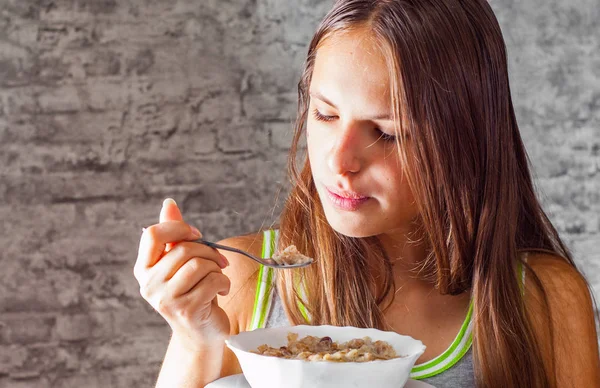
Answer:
[
  {"left": 252, "top": 332, "right": 401, "bottom": 362},
  {"left": 226, "top": 325, "right": 426, "bottom": 388}
]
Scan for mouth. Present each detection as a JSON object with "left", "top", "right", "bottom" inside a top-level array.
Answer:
[{"left": 325, "top": 187, "right": 370, "bottom": 211}]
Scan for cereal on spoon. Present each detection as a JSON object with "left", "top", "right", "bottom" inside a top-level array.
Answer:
[{"left": 271, "top": 245, "right": 314, "bottom": 266}]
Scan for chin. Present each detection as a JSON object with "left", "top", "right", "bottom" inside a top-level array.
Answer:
[{"left": 322, "top": 208, "right": 379, "bottom": 238}]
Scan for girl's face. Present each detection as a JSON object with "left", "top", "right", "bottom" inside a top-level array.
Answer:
[{"left": 307, "top": 30, "right": 420, "bottom": 238}]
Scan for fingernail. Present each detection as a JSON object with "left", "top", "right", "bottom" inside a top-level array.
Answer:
[
  {"left": 190, "top": 226, "right": 202, "bottom": 238},
  {"left": 163, "top": 198, "right": 177, "bottom": 207},
  {"left": 220, "top": 254, "right": 230, "bottom": 267}
]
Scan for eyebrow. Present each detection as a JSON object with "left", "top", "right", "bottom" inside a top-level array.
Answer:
[{"left": 309, "top": 90, "right": 393, "bottom": 121}]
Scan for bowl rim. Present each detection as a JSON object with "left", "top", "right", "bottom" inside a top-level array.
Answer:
[{"left": 226, "top": 324, "right": 427, "bottom": 363}]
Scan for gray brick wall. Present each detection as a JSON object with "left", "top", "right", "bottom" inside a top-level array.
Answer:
[{"left": 0, "top": 0, "right": 597, "bottom": 387}]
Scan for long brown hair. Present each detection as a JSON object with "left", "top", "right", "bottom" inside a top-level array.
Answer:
[{"left": 275, "top": 1, "right": 586, "bottom": 387}]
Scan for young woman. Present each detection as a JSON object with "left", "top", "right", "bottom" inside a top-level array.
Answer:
[{"left": 133, "top": 1, "right": 600, "bottom": 387}]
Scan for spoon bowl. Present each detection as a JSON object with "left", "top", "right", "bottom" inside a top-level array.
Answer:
[{"left": 195, "top": 239, "right": 314, "bottom": 269}]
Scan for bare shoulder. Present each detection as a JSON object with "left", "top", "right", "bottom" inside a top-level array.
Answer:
[
  {"left": 526, "top": 252, "right": 589, "bottom": 289},
  {"left": 524, "top": 252, "right": 600, "bottom": 386},
  {"left": 525, "top": 252, "right": 594, "bottom": 316}
]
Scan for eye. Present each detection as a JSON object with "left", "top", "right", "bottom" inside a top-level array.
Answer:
[
  {"left": 375, "top": 128, "right": 396, "bottom": 142},
  {"left": 311, "top": 108, "right": 337, "bottom": 122}
]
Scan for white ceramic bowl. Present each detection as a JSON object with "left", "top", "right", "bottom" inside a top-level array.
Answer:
[{"left": 225, "top": 325, "right": 426, "bottom": 388}]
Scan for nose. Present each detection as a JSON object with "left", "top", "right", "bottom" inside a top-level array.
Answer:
[{"left": 327, "top": 124, "right": 363, "bottom": 175}]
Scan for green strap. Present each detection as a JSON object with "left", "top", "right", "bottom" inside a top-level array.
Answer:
[
  {"left": 412, "top": 253, "right": 529, "bottom": 379},
  {"left": 248, "top": 230, "right": 276, "bottom": 330},
  {"left": 410, "top": 298, "right": 474, "bottom": 377}
]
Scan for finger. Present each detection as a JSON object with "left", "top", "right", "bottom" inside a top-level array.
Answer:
[
  {"left": 153, "top": 241, "right": 228, "bottom": 281},
  {"left": 166, "top": 257, "right": 222, "bottom": 297},
  {"left": 160, "top": 198, "right": 184, "bottom": 223},
  {"left": 159, "top": 198, "right": 196, "bottom": 253},
  {"left": 183, "top": 272, "right": 231, "bottom": 305},
  {"left": 136, "top": 221, "right": 201, "bottom": 271}
]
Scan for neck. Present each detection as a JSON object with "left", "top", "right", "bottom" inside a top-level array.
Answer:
[{"left": 376, "top": 220, "right": 435, "bottom": 286}]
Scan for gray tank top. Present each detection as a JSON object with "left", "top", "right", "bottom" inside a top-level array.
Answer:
[{"left": 249, "top": 230, "right": 527, "bottom": 388}]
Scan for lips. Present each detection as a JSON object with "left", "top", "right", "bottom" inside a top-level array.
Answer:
[{"left": 325, "top": 186, "right": 370, "bottom": 211}]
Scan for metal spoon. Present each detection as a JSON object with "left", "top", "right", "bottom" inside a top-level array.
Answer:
[{"left": 194, "top": 238, "right": 314, "bottom": 269}]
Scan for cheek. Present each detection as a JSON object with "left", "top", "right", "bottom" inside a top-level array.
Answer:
[
  {"left": 306, "top": 124, "right": 325, "bottom": 162},
  {"left": 374, "top": 159, "right": 413, "bottom": 199}
]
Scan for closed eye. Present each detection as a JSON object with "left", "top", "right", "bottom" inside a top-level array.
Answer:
[
  {"left": 312, "top": 108, "right": 396, "bottom": 142},
  {"left": 312, "top": 108, "right": 337, "bottom": 122},
  {"left": 376, "top": 128, "right": 396, "bottom": 142}
]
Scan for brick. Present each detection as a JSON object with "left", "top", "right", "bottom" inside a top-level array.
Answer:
[
  {"left": 180, "top": 184, "right": 267, "bottom": 214},
  {"left": 3, "top": 20, "right": 39, "bottom": 49},
  {"left": 37, "top": 85, "right": 84, "bottom": 113},
  {"left": 55, "top": 345, "right": 84, "bottom": 372},
  {"left": 85, "top": 336, "right": 169, "bottom": 369},
  {"left": 0, "top": 203, "right": 76, "bottom": 253},
  {"left": 0, "top": 88, "right": 38, "bottom": 116},
  {"left": 51, "top": 372, "right": 112, "bottom": 388},
  {"left": 196, "top": 91, "right": 242, "bottom": 124},
  {"left": 176, "top": 15, "right": 225, "bottom": 57},
  {"left": 0, "top": 271, "right": 64, "bottom": 313},
  {"left": 127, "top": 129, "right": 217, "bottom": 164},
  {"left": 140, "top": 157, "right": 252, "bottom": 188},
  {"left": 0, "top": 315, "right": 55, "bottom": 345},
  {"left": 40, "top": 111, "right": 124, "bottom": 143},
  {"left": 9, "top": 343, "right": 74, "bottom": 381},
  {"left": 0, "top": 142, "right": 127, "bottom": 175},
  {"left": 538, "top": 176, "right": 599, "bottom": 212},
  {"left": 111, "top": 305, "right": 168, "bottom": 338},
  {"left": 552, "top": 209, "right": 591, "bottom": 235},
  {"left": 0, "top": 262, "right": 84, "bottom": 313},
  {"left": 125, "top": 48, "right": 154, "bottom": 76},
  {"left": 242, "top": 91, "right": 296, "bottom": 121},
  {"left": 267, "top": 120, "right": 296, "bottom": 150},
  {"left": 85, "top": 77, "right": 194, "bottom": 111},
  {"left": 74, "top": 0, "right": 119, "bottom": 15},
  {"left": 54, "top": 314, "right": 93, "bottom": 341},
  {"left": 82, "top": 265, "right": 141, "bottom": 309},
  {"left": 36, "top": 24, "right": 69, "bottom": 50},
  {"left": 0, "top": 58, "right": 31, "bottom": 88},
  {"left": 77, "top": 49, "right": 122, "bottom": 77},
  {"left": 248, "top": 42, "right": 305, "bottom": 90},
  {"left": 84, "top": 80, "right": 144, "bottom": 111},
  {"left": 0, "top": 116, "right": 56, "bottom": 144},
  {"left": 0, "top": 345, "right": 28, "bottom": 375},
  {"left": 0, "top": 377, "right": 50, "bottom": 388},
  {"left": 125, "top": 102, "right": 181, "bottom": 136},
  {"left": 34, "top": 54, "right": 72, "bottom": 83},
  {"left": 89, "top": 21, "right": 170, "bottom": 47},
  {"left": 572, "top": 237, "right": 600, "bottom": 299},
  {"left": 0, "top": 171, "right": 148, "bottom": 205},
  {"left": 568, "top": 126, "right": 600, "bottom": 152},
  {"left": 111, "top": 364, "right": 161, "bottom": 388},
  {"left": 58, "top": 23, "right": 103, "bottom": 50},
  {"left": 217, "top": 119, "right": 269, "bottom": 153}
]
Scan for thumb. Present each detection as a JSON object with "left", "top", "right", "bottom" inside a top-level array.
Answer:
[
  {"left": 160, "top": 198, "right": 183, "bottom": 223},
  {"left": 159, "top": 198, "right": 187, "bottom": 253}
]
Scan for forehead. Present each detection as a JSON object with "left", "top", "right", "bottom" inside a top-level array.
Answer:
[{"left": 311, "top": 29, "right": 391, "bottom": 105}]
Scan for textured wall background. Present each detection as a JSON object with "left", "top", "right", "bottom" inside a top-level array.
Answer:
[{"left": 0, "top": 0, "right": 597, "bottom": 387}]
